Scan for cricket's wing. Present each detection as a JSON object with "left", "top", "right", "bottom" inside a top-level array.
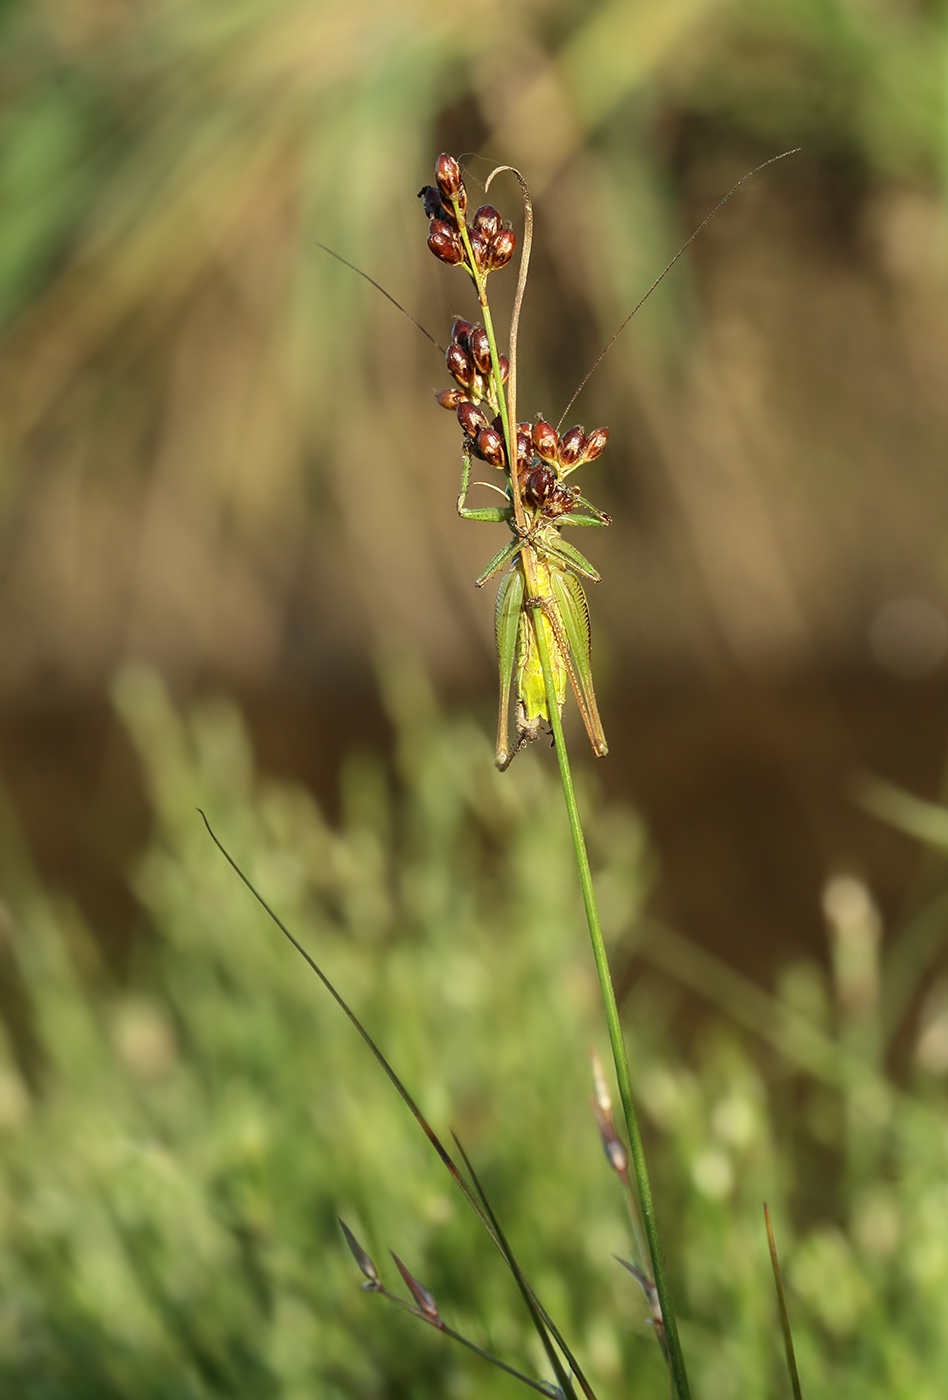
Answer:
[
  {"left": 494, "top": 566, "right": 525, "bottom": 769},
  {"left": 549, "top": 569, "right": 608, "bottom": 758}
]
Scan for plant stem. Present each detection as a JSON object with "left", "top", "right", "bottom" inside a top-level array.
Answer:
[
  {"left": 764, "top": 1204, "right": 803, "bottom": 1400},
  {"left": 452, "top": 173, "right": 690, "bottom": 1397},
  {"left": 532, "top": 622, "right": 692, "bottom": 1400}
]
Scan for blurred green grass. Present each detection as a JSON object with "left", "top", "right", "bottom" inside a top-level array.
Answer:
[{"left": 0, "top": 665, "right": 946, "bottom": 1395}]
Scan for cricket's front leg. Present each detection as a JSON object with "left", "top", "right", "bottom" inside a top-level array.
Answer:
[{"left": 457, "top": 443, "right": 510, "bottom": 524}]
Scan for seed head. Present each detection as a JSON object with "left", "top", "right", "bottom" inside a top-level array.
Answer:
[
  {"left": 339, "top": 1219, "right": 381, "bottom": 1287},
  {"left": 590, "top": 1050, "right": 629, "bottom": 1177},
  {"left": 523, "top": 462, "right": 557, "bottom": 509},
  {"left": 558, "top": 426, "right": 586, "bottom": 469},
  {"left": 467, "top": 227, "right": 489, "bottom": 273},
  {"left": 473, "top": 204, "right": 502, "bottom": 241},
  {"left": 457, "top": 401, "right": 489, "bottom": 439},
  {"left": 604, "top": 1131, "right": 629, "bottom": 1175},
  {"left": 468, "top": 325, "right": 492, "bottom": 375},
  {"left": 446, "top": 342, "right": 475, "bottom": 389},
  {"left": 435, "top": 153, "right": 465, "bottom": 210},
  {"left": 390, "top": 1251, "right": 443, "bottom": 1326},
  {"left": 487, "top": 226, "right": 516, "bottom": 270},
  {"left": 583, "top": 426, "right": 609, "bottom": 462},
  {"left": 476, "top": 425, "right": 506, "bottom": 469},
  {"left": 427, "top": 219, "right": 464, "bottom": 265},
  {"left": 516, "top": 424, "right": 532, "bottom": 469},
  {"left": 532, "top": 418, "right": 559, "bottom": 465}
]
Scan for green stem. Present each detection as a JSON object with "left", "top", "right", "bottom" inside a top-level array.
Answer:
[
  {"left": 532, "top": 620, "right": 692, "bottom": 1400},
  {"left": 452, "top": 207, "right": 524, "bottom": 534},
  {"left": 451, "top": 180, "right": 690, "bottom": 1398}
]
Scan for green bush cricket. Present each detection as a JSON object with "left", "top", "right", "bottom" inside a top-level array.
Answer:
[
  {"left": 459, "top": 418, "right": 611, "bottom": 772},
  {"left": 324, "top": 152, "right": 800, "bottom": 776},
  {"left": 422, "top": 154, "right": 612, "bottom": 771},
  {"left": 421, "top": 151, "right": 799, "bottom": 772}
]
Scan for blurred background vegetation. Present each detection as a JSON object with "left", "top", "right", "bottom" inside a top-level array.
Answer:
[{"left": 4, "top": 0, "right": 948, "bottom": 1393}]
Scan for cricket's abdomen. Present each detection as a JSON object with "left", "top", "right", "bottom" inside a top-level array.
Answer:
[{"left": 516, "top": 554, "right": 568, "bottom": 738}]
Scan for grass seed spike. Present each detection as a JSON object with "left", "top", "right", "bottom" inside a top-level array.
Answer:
[{"left": 421, "top": 154, "right": 611, "bottom": 771}]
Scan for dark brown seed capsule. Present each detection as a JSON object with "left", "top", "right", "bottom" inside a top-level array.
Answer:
[
  {"left": 545, "top": 482, "right": 580, "bottom": 518},
  {"left": 451, "top": 317, "right": 473, "bottom": 348},
  {"left": 468, "top": 325, "right": 492, "bottom": 375},
  {"left": 435, "top": 153, "right": 463, "bottom": 201},
  {"left": 522, "top": 462, "right": 557, "bottom": 509},
  {"left": 467, "top": 228, "right": 489, "bottom": 272},
  {"left": 583, "top": 426, "right": 609, "bottom": 461},
  {"left": 532, "top": 418, "right": 559, "bottom": 464},
  {"left": 418, "top": 186, "right": 445, "bottom": 221},
  {"left": 558, "top": 426, "right": 586, "bottom": 468},
  {"left": 446, "top": 342, "right": 475, "bottom": 388},
  {"left": 457, "top": 400, "right": 489, "bottom": 438},
  {"left": 435, "top": 155, "right": 467, "bottom": 220},
  {"left": 497, "top": 353, "right": 509, "bottom": 383},
  {"left": 476, "top": 426, "right": 506, "bottom": 469},
  {"left": 473, "top": 204, "right": 501, "bottom": 241},
  {"left": 427, "top": 220, "right": 463, "bottom": 265},
  {"left": 488, "top": 227, "right": 516, "bottom": 270},
  {"left": 516, "top": 424, "right": 532, "bottom": 468},
  {"left": 436, "top": 387, "right": 466, "bottom": 410}
]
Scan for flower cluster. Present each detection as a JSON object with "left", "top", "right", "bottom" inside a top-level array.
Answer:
[
  {"left": 418, "top": 154, "right": 516, "bottom": 274},
  {"left": 434, "top": 317, "right": 510, "bottom": 468},
  {"left": 436, "top": 317, "right": 509, "bottom": 412},
  {"left": 520, "top": 419, "right": 609, "bottom": 516},
  {"left": 420, "top": 152, "right": 609, "bottom": 522},
  {"left": 526, "top": 418, "right": 609, "bottom": 476}
]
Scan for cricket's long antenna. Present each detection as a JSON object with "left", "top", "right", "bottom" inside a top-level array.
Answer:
[
  {"left": 556, "top": 149, "right": 800, "bottom": 430},
  {"left": 314, "top": 240, "right": 445, "bottom": 354}
]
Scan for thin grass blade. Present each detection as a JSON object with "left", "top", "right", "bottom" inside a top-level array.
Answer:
[
  {"left": 200, "top": 813, "right": 490, "bottom": 1217},
  {"left": 202, "top": 811, "right": 589, "bottom": 1386},
  {"left": 764, "top": 1203, "right": 803, "bottom": 1400},
  {"left": 451, "top": 1133, "right": 595, "bottom": 1400}
]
